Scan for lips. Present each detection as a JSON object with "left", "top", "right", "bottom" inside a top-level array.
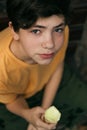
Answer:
[{"left": 39, "top": 53, "right": 54, "bottom": 59}]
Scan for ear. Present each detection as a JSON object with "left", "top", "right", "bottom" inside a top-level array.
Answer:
[{"left": 9, "top": 22, "right": 19, "bottom": 40}]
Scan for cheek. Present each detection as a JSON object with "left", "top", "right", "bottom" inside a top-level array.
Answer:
[
  {"left": 60, "top": 37, "right": 64, "bottom": 46},
  {"left": 24, "top": 39, "right": 39, "bottom": 53},
  {"left": 56, "top": 36, "right": 64, "bottom": 48},
  {"left": 21, "top": 37, "right": 36, "bottom": 47}
]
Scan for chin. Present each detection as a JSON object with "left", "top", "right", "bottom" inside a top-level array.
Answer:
[{"left": 37, "top": 59, "right": 53, "bottom": 65}]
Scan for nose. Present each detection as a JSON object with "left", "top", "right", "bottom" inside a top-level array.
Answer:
[{"left": 41, "top": 34, "right": 55, "bottom": 49}]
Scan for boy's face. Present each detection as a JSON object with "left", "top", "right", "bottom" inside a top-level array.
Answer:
[{"left": 12, "top": 15, "right": 65, "bottom": 65}]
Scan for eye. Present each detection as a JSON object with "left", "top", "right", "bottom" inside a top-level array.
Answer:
[
  {"left": 55, "top": 28, "right": 64, "bottom": 33},
  {"left": 31, "top": 29, "right": 41, "bottom": 34}
]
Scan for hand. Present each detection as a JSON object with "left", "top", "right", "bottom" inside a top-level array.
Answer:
[
  {"left": 23, "top": 106, "right": 56, "bottom": 130},
  {"left": 27, "top": 123, "right": 56, "bottom": 130},
  {"left": 27, "top": 124, "right": 36, "bottom": 130}
]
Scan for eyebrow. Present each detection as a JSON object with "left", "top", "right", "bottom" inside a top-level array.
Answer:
[{"left": 33, "top": 22, "right": 65, "bottom": 29}]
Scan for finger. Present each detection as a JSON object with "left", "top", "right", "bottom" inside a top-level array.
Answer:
[
  {"left": 52, "top": 126, "right": 56, "bottom": 130},
  {"left": 38, "top": 119, "right": 57, "bottom": 130},
  {"left": 27, "top": 124, "right": 36, "bottom": 130}
]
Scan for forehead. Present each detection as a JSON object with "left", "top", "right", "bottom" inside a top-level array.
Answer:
[{"left": 33, "top": 15, "right": 65, "bottom": 27}]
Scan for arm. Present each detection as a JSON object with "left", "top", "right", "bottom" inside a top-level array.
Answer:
[
  {"left": 6, "top": 96, "right": 44, "bottom": 123},
  {"left": 42, "top": 62, "right": 64, "bottom": 109},
  {"left": 6, "top": 95, "right": 56, "bottom": 130}
]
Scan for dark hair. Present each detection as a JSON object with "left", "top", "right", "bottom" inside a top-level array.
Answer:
[{"left": 6, "top": 0, "right": 71, "bottom": 31}]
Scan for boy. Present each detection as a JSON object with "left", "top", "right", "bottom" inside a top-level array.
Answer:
[
  {"left": 0, "top": 0, "right": 68, "bottom": 130},
  {"left": 0, "top": 0, "right": 71, "bottom": 130}
]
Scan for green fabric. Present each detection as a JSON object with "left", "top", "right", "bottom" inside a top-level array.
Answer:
[
  {"left": 0, "top": 63, "right": 87, "bottom": 130},
  {"left": 53, "top": 64, "right": 87, "bottom": 127}
]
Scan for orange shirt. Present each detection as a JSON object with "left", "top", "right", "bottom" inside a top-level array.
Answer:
[{"left": 0, "top": 26, "right": 69, "bottom": 104}]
